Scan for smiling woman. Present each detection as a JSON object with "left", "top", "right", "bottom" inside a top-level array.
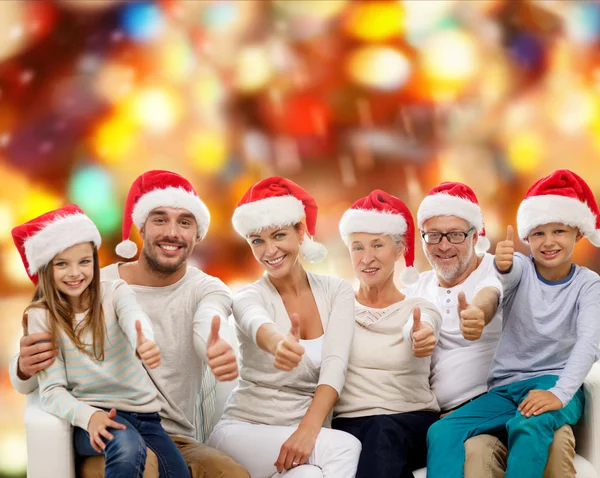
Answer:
[
  {"left": 333, "top": 190, "right": 442, "bottom": 478},
  {"left": 208, "top": 176, "right": 361, "bottom": 478}
]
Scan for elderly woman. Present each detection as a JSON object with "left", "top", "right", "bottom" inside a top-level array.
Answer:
[
  {"left": 332, "top": 190, "right": 442, "bottom": 478},
  {"left": 208, "top": 177, "right": 361, "bottom": 478}
]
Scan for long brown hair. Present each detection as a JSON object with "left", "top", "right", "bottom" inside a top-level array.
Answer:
[{"left": 26, "top": 245, "right": 106, "bottom": 361}]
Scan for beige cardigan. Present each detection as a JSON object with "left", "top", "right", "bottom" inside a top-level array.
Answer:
[{"left": 222, "top": 272, "right": 355, "bottom": 426}]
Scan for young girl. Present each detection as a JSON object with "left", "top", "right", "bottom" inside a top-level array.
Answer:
[
  {"left": 12, "top": 204, "right": 190, "bottom": 478},
  {"left": 208, "top": 177, "right": 361, "bottom": 478}
]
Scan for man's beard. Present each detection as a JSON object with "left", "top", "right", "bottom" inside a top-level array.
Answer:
[
  {"left": 426, "top": 246, "right": 474, "bottom": 284},
  {"left": 143, "top": 242, "right": 188, "bottom": 275}
]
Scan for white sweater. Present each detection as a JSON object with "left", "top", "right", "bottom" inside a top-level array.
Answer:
[
  {"left": 222, "top": 272, "right": 355, "bottom": 426},
  {"left": 334, "top": 297, "right": 442, "bottom": 419}
]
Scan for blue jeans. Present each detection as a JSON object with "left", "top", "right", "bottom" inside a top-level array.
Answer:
[
  {"left": 426, "top": 375, "right": 585, "bottom": 478},
  {"left": 333, "top": 411, "right": 439, "bottom": 478},
  {"left": 74, "top": 410, "right": 190, "bottom": 478}
]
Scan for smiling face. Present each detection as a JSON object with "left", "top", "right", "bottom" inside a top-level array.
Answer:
[
  {"left": 349, "top": 233, "right": 403, "bottom": 288},
  {"left": 421, "top": 215, "right": 478, "bottom": 286},
  {"left": 247, "top": 224, "right": 304, "bottom": 279},
  {"left": 140, "top": 207, "right": 200, "bottom": 274},
  {"left": 52, "top": 242, "right": 95, "bottom": 310},
  {"left": 527, "top": 222, "right": 581, "bottom": 276}
]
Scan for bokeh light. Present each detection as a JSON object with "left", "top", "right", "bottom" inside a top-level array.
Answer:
[
  {"left": 234, "top": 45, "right": 274, "bottom": 93},
  {"left": 68, "top": 166, "right": 122, "bottom": 235},
  {"left": 187, "top": 131, "right": 228, "bottom": 175},
  {"left": 347, "top": 46, "right": 411, "bottom": 91},
  {"left": 132, "top": 87, "right": 183, "bottom": 134},
  {"left": 507, "top": 132, "right": 544, "bottom": 174},
  {"left": 344, "top": 1, "right": 405, "bottom": 42},
  {"left": 421, "top": 29, "right": 479, "bottom": 97},
  {"left": 93, "top": 112, "right": 138, "bottom": 164},
  {"left": 565, "top": 3, "right": 600, "bottom": 45},
  {"left": 121, "top": 2, "right": 164, "bottom": 42}
]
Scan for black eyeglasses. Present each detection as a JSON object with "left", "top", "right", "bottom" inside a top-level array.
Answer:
[{"left": 421, "top": 227, "right": 475, "bottom": 245}]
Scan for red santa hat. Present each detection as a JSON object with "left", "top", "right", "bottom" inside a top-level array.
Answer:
[
  {"left": 116, "top": 170, "right": 210, "bottom": 258},
  {"left": 11, "top": 204, "right": 101, "bottom": 285},
  {"left": 339, "top": 190, "right": 419, "bottom": 284},
  {"left": 517, "top": 169, "right": 600, "bottom": 245},
  {"left": 232, "top": 176, "right": 327, "bottom": 262},
  {"left": 417, "top": 182, "right": 490, "bottom": 254}
]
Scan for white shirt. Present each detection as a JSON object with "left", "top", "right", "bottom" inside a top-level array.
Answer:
[{"left": 405, "top": 253, "right": 503, "bottom": 411}]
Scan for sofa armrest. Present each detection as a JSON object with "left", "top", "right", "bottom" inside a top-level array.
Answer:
[
  {"left": 25, "top": 390, "right": 75, "bottom": 478},
  {"left": 574, "top": 362, "right": 600, "bottom": 473}
]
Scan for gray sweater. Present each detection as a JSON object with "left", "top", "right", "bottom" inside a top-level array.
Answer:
[
  {"left": 222, "top": 272, "right": 355, "bottom": 426},
  {"left": 490, "top": 252, "right": 600, "bottom": 405}
]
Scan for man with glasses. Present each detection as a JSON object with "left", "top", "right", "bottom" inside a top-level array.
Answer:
[{"left": 406, "top": 182, "right": 576, "bottom": 477}]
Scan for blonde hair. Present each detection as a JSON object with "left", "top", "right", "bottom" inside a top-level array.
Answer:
[{"left": 26, "top": 245, "right": 106, "bottom": 361}]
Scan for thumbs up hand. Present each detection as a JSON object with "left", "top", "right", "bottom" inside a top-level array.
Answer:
[
  {"left": 411, "top": 307, "right": 437, "bottom": 358},
  {"left": 274, "top": 313, "right": 305, "bottom": 372},
  {"left": 458, "top": 292, "right": 485, "bottom": 341},
  {"left": 207, "top": 316, "right": 239, "bottom": 382},
  {"left": 495, "top": 225, "right": 515, "bottom": 272},
  {"left": 136, "top": 320, "right": 161, "bottom": 369}
]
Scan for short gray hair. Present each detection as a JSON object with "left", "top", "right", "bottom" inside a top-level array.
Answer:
[{"left": 390, "top": 233, "right": 405, "bottom": 249}]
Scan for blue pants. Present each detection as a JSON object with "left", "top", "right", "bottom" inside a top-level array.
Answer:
[
  {"left": 333, "top": 411, "right": 439, "bottom": 478},
  {"left": 426, "top": 375, "right": 584, "bottom": 478},
  {"left": 74, "top": 410, "right": 190, "bottom": 478}
]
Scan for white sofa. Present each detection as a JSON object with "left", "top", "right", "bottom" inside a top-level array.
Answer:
[{"left": 24, "top": 361, "right": 600, "bottom": 478}]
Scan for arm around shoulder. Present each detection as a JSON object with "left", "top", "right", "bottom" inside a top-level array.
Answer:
[{"left": 317, "top": 279, "right": 355, "bottom": 396}]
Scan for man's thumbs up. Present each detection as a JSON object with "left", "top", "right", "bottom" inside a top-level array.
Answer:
[
  {"left": 458, "top": 292, "right": 485, "bottom": 341},
  {"left": 136, "top": 320, "right": 146, "bottom": 346},
  {"left": 411, "top": 307, "right": 436, "bottom": 358},
  {"left": 207, "top": 315, "right": 239, "bottom": 382},
  {"left": 208, "top": 316, "right": 220, "bottom": 347},
  {"left": 495, "top": 225, "right": 515, "bottom": 272},
  {"left": 458, "top": 291, "right": 468, "bottom": 313},
  {"left": 273, "top": 313, "right": 305, "bottom": 372},
  {"left": 135, "top": 320, "right": 161, "bottom": 369}
]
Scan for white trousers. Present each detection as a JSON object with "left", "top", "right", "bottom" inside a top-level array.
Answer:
[{"left": 208, "top": 419, "right": 361, "bottom": 478}]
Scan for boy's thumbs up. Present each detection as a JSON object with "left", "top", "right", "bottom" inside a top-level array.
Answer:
[
  {"left": 208, "top": 315, "right": 220, "bottom": 346},
  {"left": 135, "top": 320, "right": 146, "bottom": 346},
  {"left": 289, "top": 313, "right": 301, "bottom": 340},
  {"left": 495, "top": 224, "right": 515, "bottom": 272},
  {"left": 506, "top": 225, "right": 514, "bottom": 242}
]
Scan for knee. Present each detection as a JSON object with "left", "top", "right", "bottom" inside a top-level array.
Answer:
[
  {"left": 427, "top": 418, "right": 452, "bottom": 446},
  {"left": 464, "top": 435, "right": 507, "bottom": 469},
  {"left": 106, "top": 428, "right": 147, "bottom": 464},
  {"left": 327, "top": 429, "right": 362, "bottom": 458}
]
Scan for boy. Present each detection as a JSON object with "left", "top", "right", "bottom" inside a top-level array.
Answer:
[{"left": 426, "top": 169, "right": 600, "bottom": 478}]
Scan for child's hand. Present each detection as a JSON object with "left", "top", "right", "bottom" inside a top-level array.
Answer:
[
  {"left": 518, "top": 390, "right": 562, "bottom": 417},
  {"left": 457, "top": 292, "right": 485, "bottom": 341},
  {"left": 87, "top": 408, "right": 126, "bottom": 453},
  {"left": 207, "top": 316, "right": 239, "bottom": 382},
  {"left": 136, "top": 320, "right": 161, "bottom": 369},
  {"left": 411, "top": 307, "right": 437, "bottom": 357},
  {"left": 495, "top": 225, "right": 515, "bottom": 272},
  {"left": 274, "top": 313, "right": 305, "bottom": 371}
]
